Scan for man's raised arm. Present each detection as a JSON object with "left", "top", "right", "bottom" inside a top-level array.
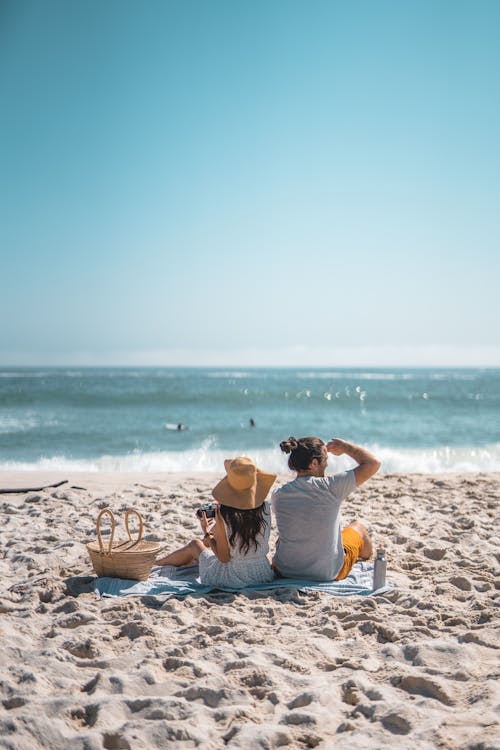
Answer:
[{"left": 326, "top": 438, "right": 381, "bottom": 486}]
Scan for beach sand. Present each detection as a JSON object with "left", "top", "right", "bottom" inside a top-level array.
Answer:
[{"left": 0, "top": 470, "right": 498, "bottom": 749}]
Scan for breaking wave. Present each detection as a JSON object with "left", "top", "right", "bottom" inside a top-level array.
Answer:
[{"left": 2, "top": 442, "right": 500, "bottom": 474}]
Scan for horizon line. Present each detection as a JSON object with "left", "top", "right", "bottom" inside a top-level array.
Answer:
[
  {"left": 1, "top": 345, "right": 500, "bottom": 368},
  {"left": 1, "top": 362, "right": 500, "bottom": 370}
]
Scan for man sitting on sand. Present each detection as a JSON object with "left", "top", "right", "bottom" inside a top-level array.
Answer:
[{"left": 272, "top": 436, "right": 381, "bottom": 581}]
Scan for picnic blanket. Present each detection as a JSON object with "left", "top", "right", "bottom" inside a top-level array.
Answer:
[{"left": 93, "top": 561, "right": 392, "bottom": 599}]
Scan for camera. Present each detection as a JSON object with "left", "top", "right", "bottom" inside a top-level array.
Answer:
[{"left": 196, "top": 502, "right": 216, "bottom": 519}]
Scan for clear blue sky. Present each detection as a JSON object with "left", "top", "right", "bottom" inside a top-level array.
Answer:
[{"left": 1, "top": 0, "right": 499, "bottom": 366}]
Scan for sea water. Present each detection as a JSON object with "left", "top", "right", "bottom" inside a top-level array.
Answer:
[{"left": 0, "top": 367, "right": 499, "bottom": 473}]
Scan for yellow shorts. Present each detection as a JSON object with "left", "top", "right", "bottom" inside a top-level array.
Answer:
[{"left": 336, "top": 526, "right": 364, "bottom": 580}]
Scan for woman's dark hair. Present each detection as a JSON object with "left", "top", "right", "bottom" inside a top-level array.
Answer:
[
  {"left": 280, "top": 436, "right": 325, "bottom": 471},
  {"left": 219, "top": 504, "right": 268, "bottom": 554}
]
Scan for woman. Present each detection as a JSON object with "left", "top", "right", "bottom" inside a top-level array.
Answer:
[{"left": 156, "top": 457, "right": 276, "bottom": 587}]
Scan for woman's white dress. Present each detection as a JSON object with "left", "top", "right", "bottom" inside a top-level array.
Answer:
[{"left": 198, "top": 502, "right": 274, "bottom": 587}]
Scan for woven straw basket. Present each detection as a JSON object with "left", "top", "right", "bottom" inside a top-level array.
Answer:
[{"left": 87, "top": 508, "right": 161, "bottom": 581}]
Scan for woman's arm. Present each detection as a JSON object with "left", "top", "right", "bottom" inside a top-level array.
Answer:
[{"left": 201, "top": 506, "right": 231, "bottom": 562}]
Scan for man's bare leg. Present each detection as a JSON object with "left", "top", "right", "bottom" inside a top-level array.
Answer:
[{"left": 347, "top": 520, "right": 373, "bottom": 560}]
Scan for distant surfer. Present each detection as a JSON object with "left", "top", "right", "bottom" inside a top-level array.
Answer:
[
  {"left": 249, "top": 418, "right": 256, "bottom": 428},
  {"left": 164, "top": 423, "right": 189, "bottom": 431}
]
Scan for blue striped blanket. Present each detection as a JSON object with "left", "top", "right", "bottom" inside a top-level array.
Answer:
[{"left": 93, "top": 561, "right": 392, "bottom": 599}]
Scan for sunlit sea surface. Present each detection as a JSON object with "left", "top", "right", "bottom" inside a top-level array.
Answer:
[{"left": 1, "top": 367, "right": 499, "bottom": 473}]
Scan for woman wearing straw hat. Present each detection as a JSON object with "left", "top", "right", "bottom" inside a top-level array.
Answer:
[{"left": 156, "top": 457, "right": 276, "bottom": 587}]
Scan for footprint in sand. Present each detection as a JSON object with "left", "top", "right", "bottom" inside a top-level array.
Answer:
[
  {"left": 341, "top": 680, "right": 362, "bottom": 706},
  {"left": 223, "top": 658, "right": 253, "bottom": 673},
  {"left": 287, "top": 692, "right": 314, "bottom": 709},
  {"left": 163, "top": 656, "right": 207, "bottom": 678},
  {"left": 391, "top": 674, "right": 455, "bottom": 705},
  {"left": 62, "top": 638, "right": 99, "bottom": 659},
  {"left": 238, "top": 668, "right": 273, "bottom": 689},
  {"left": 69, "top": 703, "right": 99, "bottom": 728},
  {"left": 116, "top": 621, "right": 154, "bottom": 640},
  {"left": 102, "top": 732, "right": 131, "bottom": 750},
  {"left": 380, "top": 709, "right": 412, "bottom": 735},
  {"left": 281, "top": 711, "right": 317, "bottom": 726},
  {"left": 81, "top": 674, "right": 101, "bottom": 694},
  {"left": 56, "top": 611, "right": 98, "bottom": 629},
  {"left": 423, "top": 546, "right": 447, "bottom": 560},
  {"left": 126, "top": 697, "right": 192, "bottom": 721},
  {"left": 2, "top": 697, "right": 27, "bottom": 710},
  {"left": 175, "top": 685, "right": 232, "bottom": 708},
  {"left": 449, "top": 575, "right": 472, "bottom": 591}
]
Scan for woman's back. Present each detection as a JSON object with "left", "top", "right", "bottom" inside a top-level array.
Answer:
[
  {"left": 223, "top": 501, "right": 272, "bottom": 561},
  {"left": 199, "top": 502, "right": 273, "bottom": 587}
]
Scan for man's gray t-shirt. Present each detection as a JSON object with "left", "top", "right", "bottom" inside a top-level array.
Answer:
[{"left": 271, "top": 470, "right": 356, "bottom": 581}]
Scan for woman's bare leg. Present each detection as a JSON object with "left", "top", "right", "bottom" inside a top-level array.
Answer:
[{"left": 156, "top": 539, "right": 205, "bottom": 567}]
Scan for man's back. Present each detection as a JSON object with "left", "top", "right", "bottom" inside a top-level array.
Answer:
[{"left": 271, "top": 470, "right": 355, "bottom": 581}]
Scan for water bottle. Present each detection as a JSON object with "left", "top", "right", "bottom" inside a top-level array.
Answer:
[{"left": 373, "top": 547, "right": 387, "bottom": 590}]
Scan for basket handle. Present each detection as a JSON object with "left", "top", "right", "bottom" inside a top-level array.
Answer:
[
  {"left": 96, "top": 508, "right": 116, "bottom": 554},
  {"left": 125, "top": 509, "right": 144, "bottom": 543}
]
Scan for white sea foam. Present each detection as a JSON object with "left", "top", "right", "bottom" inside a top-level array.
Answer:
[
  {"left": 206, "top": 371, "right": 253, "bottom": 378},
  {"left": 430, "top": 371, "right": 478, "bottom": 381},
  {"left": 0, "top": 413, "right": 60, "bottom": 434},
  {"left": 2, "top": 443, "right": 500, "bottom": 474},
  {"left": 296, "top": 372, "right": 415, "bottom": 380},
  {"left": 0, "top": 371, "right": 53, "bottom": 378},
  {"left": 374, "top": 443, "right": 500, "bottom": 473},
  {"left": 0, "top": 415, "right": 38, "bottom": 434}
]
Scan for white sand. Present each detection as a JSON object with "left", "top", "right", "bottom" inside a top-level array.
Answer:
[{"left": 0, "top": 471, "right": 498, "bottom": 749}]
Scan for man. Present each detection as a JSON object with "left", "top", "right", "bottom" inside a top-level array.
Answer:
[{"left": 272, "top": 436, "right": 381, "bottom": 581}]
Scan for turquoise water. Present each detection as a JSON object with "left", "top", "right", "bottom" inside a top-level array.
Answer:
[{"left": 0, "top": 367, "right": 499, "bottom": 472}]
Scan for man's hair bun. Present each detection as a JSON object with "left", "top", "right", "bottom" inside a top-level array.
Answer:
[
  {"left": 280, "top": 437, "right": 299, "bottom": 454},
  {"left": 279, "top": 435, "right": 325, "bottom": 470}
]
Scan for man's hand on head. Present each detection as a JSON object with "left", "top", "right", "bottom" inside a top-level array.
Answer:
[
  {"left": 327, "top": 439, "right": 381, "bottom": 486},
  {"left": 326, "top": 438, "right": 347, "bottom": 456}
]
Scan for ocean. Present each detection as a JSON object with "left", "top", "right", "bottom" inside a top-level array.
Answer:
[{"left": 0, "top": 367, "right": 499, "bottom": 473}]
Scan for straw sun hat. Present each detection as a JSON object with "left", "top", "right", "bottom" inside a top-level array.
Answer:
[{"left": 212, "top": 457, "right": 277, "bottom": 510}]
